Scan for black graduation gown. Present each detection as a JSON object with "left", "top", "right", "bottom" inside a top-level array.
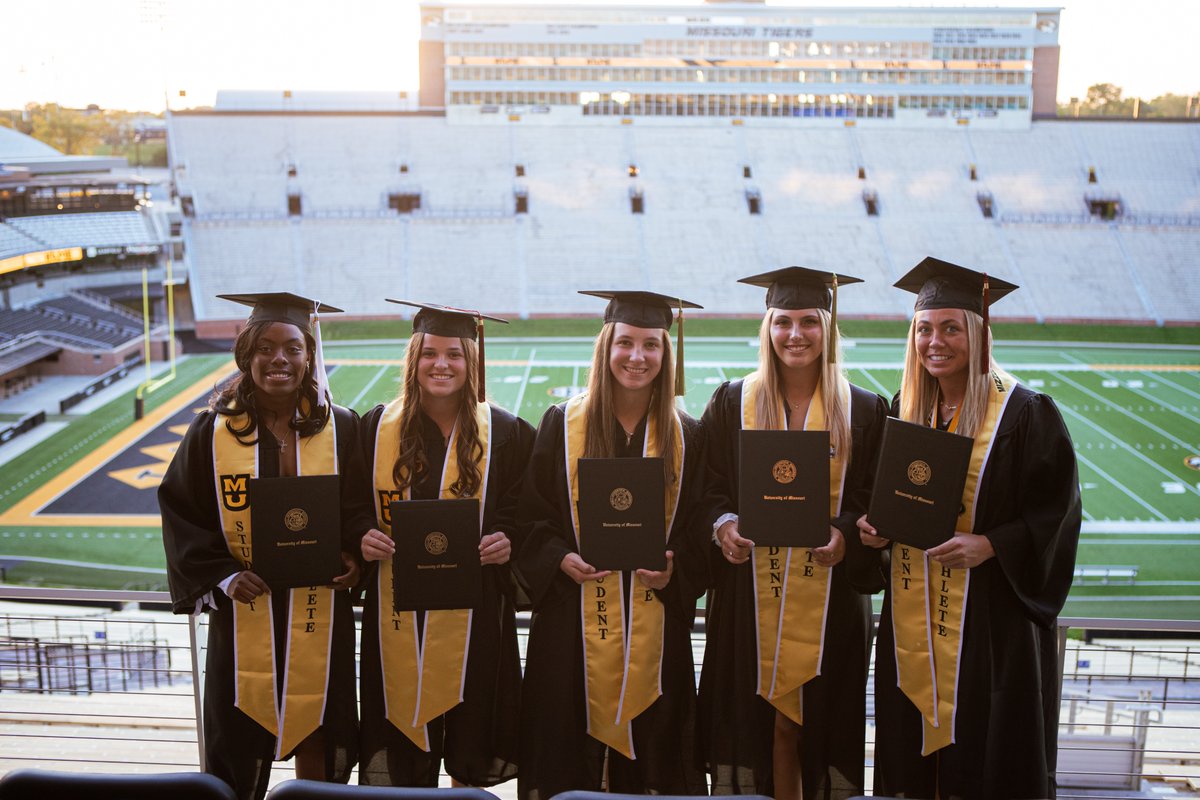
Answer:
[
  {"left": 357, "top": 404, "right": 535, "bottom": 787},
  {"left": 514, "top": 404, "right": 709, "bottom": 800},
  {"left": 872, "top": 385, "right": 1081, "bottom": 800},
  {"left": 159, "top": 406, "right": 375, "bottom": 800},
  {"left": 695, "top": 380, "right": 888, "bottom": 799}
]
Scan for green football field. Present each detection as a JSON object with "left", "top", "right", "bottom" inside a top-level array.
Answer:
[{"left": 0, "top": 333, "right": 1197, "bottom": 621}]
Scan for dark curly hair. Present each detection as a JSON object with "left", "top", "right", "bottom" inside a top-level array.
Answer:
[{"left": 211, "top": 319, "right": 330, "bottom": 444}]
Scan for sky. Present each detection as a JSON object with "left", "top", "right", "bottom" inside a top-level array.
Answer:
[{"left": 2, "top": 0, "right": 1196, "bottom": 113}]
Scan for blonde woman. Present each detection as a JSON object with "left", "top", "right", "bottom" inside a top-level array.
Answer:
[
  {"left": 515, "top": 291, "right": 707, "bottom": 799},
  {"left": 697, "top": 267, "right": 887, "bottom": 800},
  {"left": 858, "top": 257, "right": 1080, "bottom": 799},
  {"left": 357, "top": 302, "right": 534, "bottom": 787}
]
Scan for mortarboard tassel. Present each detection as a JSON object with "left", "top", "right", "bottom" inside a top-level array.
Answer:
[
  {"left": 980, "top": 274, "right": 990, "bottom": 374},
  {"left": 829, "top": 273, "right": 839, "bottom": 364},
  {"left": 312, "top": 302, "right": 331, "bottom": 409},
  {"left": 477, "top": 316, "right": 487, "bottom": 403},
  {"left": 674, "top": 300, "right": 686, "bottom": 397}
]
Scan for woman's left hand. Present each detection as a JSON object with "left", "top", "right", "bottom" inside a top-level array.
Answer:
[
  {"left": 811, "top": 526, "right": 845, "bottom": 568},
  {"left": 636, "top": 550, "right": 674, "bottom": 591},
  {"left": 926, "top": 531, "right": 994, "bottom": 569},
  {"left": 330, "top": 550, "right": 360, "bottom": 589},
  {"left": 479, "top": 531, "right": 512, "bottom": 565}
]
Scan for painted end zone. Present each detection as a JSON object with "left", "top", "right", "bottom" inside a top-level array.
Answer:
[{"left": 0, "top": 364, "right": 234, "bottom": 528}]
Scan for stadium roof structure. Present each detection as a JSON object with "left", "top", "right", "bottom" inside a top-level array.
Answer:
[
  {"left": 212, "top": 90, "right": 417, "bottom": 113},
  {"left": 0, "top": 127, "right": 127, "bottom": 177}
]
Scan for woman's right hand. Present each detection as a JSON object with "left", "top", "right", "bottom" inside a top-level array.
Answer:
[
  {"left": 716, "top": 520, "right": 754, "bottom": 565},
  {"left": 226, "top": 571, "right": 269, "bottom": 604},
  {"left": 857, "top": 514, "right": 891, "bottom": 549},
  {"left": 560, "top": 552, "right": 611, "bottom": 584},
  {"left": 360, "top": 528, "right": 395, "bottom": 562}
]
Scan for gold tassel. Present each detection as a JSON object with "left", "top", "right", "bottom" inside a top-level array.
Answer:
[
  {"left": 477, "top": 317, "right": 487, "bottom": 403},
  {"left": 674, "top": 300, "right": 686, "bottom": 397},
  {"left": 829, "top": 273, "right": 839, "bottom": 364}
]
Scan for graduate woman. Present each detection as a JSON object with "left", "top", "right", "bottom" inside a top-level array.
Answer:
[
  {"left": 858, "top": 258, "right": 1081, "bottom": 799},
  {"left": 515, "top": 291, "right": 708, "bottom": 800},
  {"left": 357, "top": 301, "right": 534, "bottom": 787},
  {"left": 159, "top": 293, "right": 374, "bottom": 800},
  {"left": 696, "top": 268, "right": 887, "bottom": 800}
]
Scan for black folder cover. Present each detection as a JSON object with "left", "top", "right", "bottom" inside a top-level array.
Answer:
[
  {"left": 867, "top": 418, "right": 974, "bottom": 550},
  {"left": 390, "top": 498, "right": 481, "bottom": 611},
  {"left": 249, "top": 475, "right": 342, "bottom": 589},
  {"left": 738, "top": 430, "right": 831, "bottom": 548},
  {"left": 577, "top": 458, "right": 667, "bottom": 571}
]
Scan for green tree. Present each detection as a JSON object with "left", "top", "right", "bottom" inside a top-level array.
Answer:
[{"left": 24, "top": 103, "right": 112, "bottom": 154}]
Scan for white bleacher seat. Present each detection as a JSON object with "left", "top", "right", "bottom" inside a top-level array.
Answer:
[
  {"left": 4, "top": 212, "right": 158, "bottom": 251},
  {"left": 0, "top": 222, "right": 46, "bottom": 259}
]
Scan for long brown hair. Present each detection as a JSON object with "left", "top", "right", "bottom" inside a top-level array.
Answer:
[
  {"left": 391, "top": 332, "right": 485, "bottom": 497},
  {"left": 211, "top": 319, "right": 329, "bottom": 443},
  {"left": 581, "top": 322, "right": 680, "bottom": 485},
  {"left": 753, "top": 308, "right": 851, "bottom": 458},
  {"left": 899, "top": 309, "right": 996, "bottom": 437}
]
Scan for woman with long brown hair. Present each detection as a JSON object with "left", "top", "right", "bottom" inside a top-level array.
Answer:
[
  {"left": 160, "top": 292, "right": 373, "bottom": 800},
  {"left": 515, "top": 291, "right": 708, "bottom": 800},
  {"left": 859, "top": 258, "right": 1080, "bottom": 799},
  {"left": 696, "top": 267, "right": 888, "bottom": 800},
  {"left": 357, "top": 301, "right": 533, "bottom": 788}
]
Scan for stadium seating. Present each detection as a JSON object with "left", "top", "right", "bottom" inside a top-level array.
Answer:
[
  {"left": 4, "top": 211, "right": 158, "bottom": 251},
  {"left": 0, "top": 768, "right": 236, "bottom": 800},
  {"left": 168, "top": 113, "right": 1200, "bottom": 325},
  {"left": 0, "top": 222, "right": 46, "bottom": 260}
]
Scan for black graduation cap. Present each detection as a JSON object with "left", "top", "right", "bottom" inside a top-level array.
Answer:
[
  {"left": 894, "top": 257, "right": 1019, "bottom": 373},
  {"left": 738, "top": 266, "right": 863, "bottom": 363},
  {"left": 217, "top": 292, "right": 343, "bottom": 330},
  {"left": 216, "top": 292, "right": 342, "bottom": 407},
  {"left": 578, "top": 290, "right": 703, "bottom": 396},
  {"left": 737, "top": 266, "right": 863, "bottom": 312},
  {"left": 386, "top": 299, "right": 510, "bottom": 403}
]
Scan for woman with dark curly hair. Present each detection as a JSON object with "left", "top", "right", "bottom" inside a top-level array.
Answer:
[{"left": 159, "top": 293, "right": 375, "bottom": 800}]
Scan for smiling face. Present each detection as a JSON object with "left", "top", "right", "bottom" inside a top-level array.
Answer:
[
  {"left": 768, "top": 307, "right": 824, "bottom": 373},
  {"left": 248, "top": 322, "right": 309, "bottom": 400},
  {"left": 914, "top": 308, "right": 970, "bottom": 381},
  {"left": 608, "top": 322, "right": 664, "bottom": 394},
  {"left": 416, "top": 333, "right": 468, "bottom": 401}
]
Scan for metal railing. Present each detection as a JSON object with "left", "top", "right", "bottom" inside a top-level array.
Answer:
[{"left": 1, "top": 587, "right": 1197, "bottom": 797}]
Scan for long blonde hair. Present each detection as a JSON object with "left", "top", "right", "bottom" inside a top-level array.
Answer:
[
  {"left": 754, "top": 307, "right": 851, "bottom": 459},
  {"left": 582, "top": 322, "right": 680, "bottom": 485},
  {"left": 899, "top": 309, "right": 996, "bottom": 438},
  {"left": 392, "top": 332, "right": 484, "bottom": 497}
]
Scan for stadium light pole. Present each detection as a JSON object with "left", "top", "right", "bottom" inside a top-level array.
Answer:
[{"left": 133, "top": 254, "right": 178, "bottom": 420}]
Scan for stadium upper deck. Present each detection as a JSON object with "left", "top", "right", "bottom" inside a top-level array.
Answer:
[{"left": 419, "top": 2, "right": 1061, "bottom": 129}]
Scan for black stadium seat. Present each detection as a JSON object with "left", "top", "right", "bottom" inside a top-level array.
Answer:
[
  {"left": 0, "top": 769, "right": 237, "bottom": 800},
  {"left": 265, "top": 782, "right": 503, "bottom": 800},
  {"left": 550, "top": 793, "right": 773, "bottom": 800}
]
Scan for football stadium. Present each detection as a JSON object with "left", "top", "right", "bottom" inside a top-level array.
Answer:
[{"left": 0, "top": 1, "right": 1198, "bottom": 795}]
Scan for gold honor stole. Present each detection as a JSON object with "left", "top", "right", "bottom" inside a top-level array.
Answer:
[
  {"left": 741, "top": 372, "right": 849, "bottom": 725},
  {"left": 372, "top": 399, "right": 492, "bottom": 751},
  {"left": 212, "top": 411, "right": 338, "bottom": 760},
  {"left": 890, "top": 370, "right": 1017, "bottom": 755},
  {"left": 563, "top": 393, "right": 684, "bottom": 759}
]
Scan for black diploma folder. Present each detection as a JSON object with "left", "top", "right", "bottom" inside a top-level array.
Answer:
[
  {"left": 390, "top": 498, "right": 481, "bottom": 611},
  {"left": 738, "top": 430, "right": 831, "bottom": 548},
  {"left": 577, "top": 458, "right": 667, "bottom": 572},
  {"left": 249, "top": 475, "right": 342, "bottom": 589},
  {"left": 867, "top": 417, "right": 974, "bottom": 550}
]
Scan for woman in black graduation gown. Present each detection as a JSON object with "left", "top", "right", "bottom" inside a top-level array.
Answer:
[
  {"left": 858, "top": 258, "right": 1081, "bottom": 799},
  {"left": 696, "top": 268, "right": 887, "bottom": 800},
  {"left": 159, "top": 293, "right": 374, "bottom": 800},
  {"left": 356, "top": 301, "right": 534, "bottom": 787},
  {"left": 515, "top": 291, "right": 708, "bottom": 800}
]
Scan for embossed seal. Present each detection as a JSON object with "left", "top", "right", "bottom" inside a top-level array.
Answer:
[
  {"left": 772, "top": 459, "right": 797, "bottom": 484},
  {"left": 907, "top": 460, "right": 932, "bottom": 486},
  {"left": 424, "top": 532, "right": 449, "bottom": 556},
  {"left": 284, "top": 508, "right": 308, "bottom": 532},
  {"left": 610, "top": 487, "right": 633, "bottom": 512}
]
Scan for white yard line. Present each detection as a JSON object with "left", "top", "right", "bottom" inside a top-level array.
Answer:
[
  {"left": 512, "top": 348, "right": 537, "bottom": 414},
  {"left": 1072, "top": 450, "right": 1170, "bottom": 522},
  {"left": 347, "top": 365, "right": 390, "bottom": 410}
]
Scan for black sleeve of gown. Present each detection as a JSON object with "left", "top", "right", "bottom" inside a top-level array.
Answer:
[
  {"left": 983, "top": 392, "right": 1082, "bottom": 629},
  {"left": 699, "top": 382, "right": 738, "bottom": 529},
  {"left": 333, "top": 404, "right": 378, "bottom": 557},
  {"left": 835, "top": 388, "right": 889, "bottom": 594},
  {"left": 489, "top": 411, "right": 537, "bottom": 542},
  {"left": 513, "top": 404, "right": 577, "bottom": 610},
  {"left": 159, "top": 411, "right": 243, "bottom": 615}
]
